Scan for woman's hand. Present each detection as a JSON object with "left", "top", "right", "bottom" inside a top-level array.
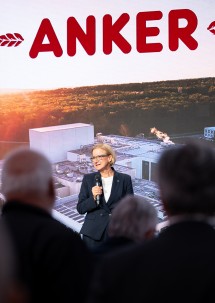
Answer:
[{"left": 92, "top": 185, "right": 103, "bottom": 200}]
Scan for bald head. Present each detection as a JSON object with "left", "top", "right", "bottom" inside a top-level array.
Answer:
[{"left": 1, "top": 147, "right": 55, "bottom": 210}]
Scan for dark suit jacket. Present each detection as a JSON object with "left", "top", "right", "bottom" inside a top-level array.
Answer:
[
  {"left": 77, "top": 168, "right": 134, "bottom": 241},
  {"left": 1, "top": 200, "right": 95, "bottom": 303},
  {"left": 92, "top": 236, "right": 137, "bottom": 257},
  {"left": 86, "top": 220, "right": 215, "bottom": 303}
]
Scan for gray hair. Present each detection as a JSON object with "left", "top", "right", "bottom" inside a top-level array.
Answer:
[
  {"left": 1, "top": 147, "right": 53, "bottom": 198},
  {"left": 108, "top": 195, "right": 158, "bottom": 243},
  {"left": 157, "top": 140, "right": 215, "bottom": 216}
]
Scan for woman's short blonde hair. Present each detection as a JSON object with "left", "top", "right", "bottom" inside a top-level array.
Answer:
[{"left": 91, "top": 143, "right": 116, "bottom": 166}]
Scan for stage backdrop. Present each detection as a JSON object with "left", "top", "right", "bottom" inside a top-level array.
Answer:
[{"left": 0, "top": 1, "right": 215, "bottom": 152}]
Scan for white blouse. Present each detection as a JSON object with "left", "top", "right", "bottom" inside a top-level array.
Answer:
[{"left": 101, "top": 176, "right": 113, "bottom": 202}]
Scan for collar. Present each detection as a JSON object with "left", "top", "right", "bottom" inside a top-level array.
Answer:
[
  {"left": 2, "top": 200, "right": 51, "bottom": 218},
  {"left": 169, "top": 214, "right": 215, "bottom": 228},
  {"left": 97, "top": 166, "right": 117, "bottom": 178}
]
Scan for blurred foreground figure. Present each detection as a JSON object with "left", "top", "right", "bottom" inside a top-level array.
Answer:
[
  {"left": 86, "top": 140, "right": 215, "bottom": 303},
  {"left": 0, "top": 220, "right": 27, "bottom": 303},
  {"left": 93, "top": 194, "right": 158, "bottom": 255},
  {"left": 108, "top": 194, "right": 158, "bottom": 242},
  {"left": 1, "top": 147, "right": 94, "bottom": 303}
]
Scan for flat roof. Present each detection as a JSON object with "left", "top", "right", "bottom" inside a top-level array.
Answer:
[
  {"left": 29, "top": 123, "right": 93, "bottom": 133},
  {"left": 205, "top": 127, "right": 215, "bottom": 130}
]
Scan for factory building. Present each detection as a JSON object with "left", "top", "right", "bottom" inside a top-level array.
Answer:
[
  {"left": 27, "top": 124, "right": 173, "bottom": 232},
  {"left": 29, "top": 123, "right": 94, "bottom": 163}
]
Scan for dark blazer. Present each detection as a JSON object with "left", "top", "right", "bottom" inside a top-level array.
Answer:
[
  {"left": 77, "top": 168, "right": 134, "bottom": 241},
  {"left": 1, "top": 201, "right": 95, "bottom": 303},
  {"left": 86, "top": 220, "right": 215, "bottom": 303}
]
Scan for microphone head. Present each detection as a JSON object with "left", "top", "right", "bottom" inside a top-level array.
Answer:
[
  {"left": 95, "top": 174, "right": 101, "bottom": 204},
  {"left": 95, "top": 174, "right": 102, "bottom": 187},
  {"left": 95, "top": 174, "right": 100, "bottom": 184}
]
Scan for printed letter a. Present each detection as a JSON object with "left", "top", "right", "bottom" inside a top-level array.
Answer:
[{"left": 29, "top": 18, "right": 63, "bottom": 58}]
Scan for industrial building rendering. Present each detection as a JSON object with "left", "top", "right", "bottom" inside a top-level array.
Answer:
[
  {"left": 0, "top": 123, "right": 211, "bottom": 231},
  {"left": 29, "top": 122, "right": 175, "bottom": 232}
]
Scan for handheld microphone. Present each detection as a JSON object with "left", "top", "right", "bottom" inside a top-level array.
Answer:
[{"left": 95, "top": 174, "right": 101, "bottom": 205}]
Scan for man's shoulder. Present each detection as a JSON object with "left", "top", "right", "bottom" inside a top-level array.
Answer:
[
  {"left": 46, "top": 217, "right": 88, "bottom": 246},
  {"left": 49, "top": 216, "right": 80, "bottom": 236}
]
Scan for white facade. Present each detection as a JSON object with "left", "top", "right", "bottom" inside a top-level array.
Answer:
[{"left": 29, "top": 123, "right": 94, "bottom": 163}]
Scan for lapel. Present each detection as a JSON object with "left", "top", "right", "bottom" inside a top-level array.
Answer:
[
  {"left": 98, "top": 168, "right": 120, "bottom": 208},
  {"left": 106, "top": 168, "right": 120, "bottom": 206}
]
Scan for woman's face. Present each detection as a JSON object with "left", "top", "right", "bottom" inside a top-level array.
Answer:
[{"left": 91, "top": 148, "right": 112, "bottom": 171}]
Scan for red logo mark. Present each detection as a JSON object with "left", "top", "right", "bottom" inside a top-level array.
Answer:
[
  {"left": 207, "top": 21, "right": 215, "bottom": 35},
  {"left": 0, "top": 33, "right": 24, "bottom": 47}
]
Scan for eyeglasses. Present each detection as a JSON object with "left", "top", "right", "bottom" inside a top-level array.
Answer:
[{"left": 90, "top": 154, "right": 109, "bottom": 161}]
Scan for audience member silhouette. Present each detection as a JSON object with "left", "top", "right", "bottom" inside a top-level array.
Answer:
[
  {"left": 93, "top": 194, "right": 158, "bottom": 256},
  {"left": 0, "top": 220, "right": 27, "bottom": 303},
  {"left": 86, "top": 140, "right": 215, "bottom": 303},
  {"left": 1, "top": 147, "right": 94, "bottom": 303}
]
